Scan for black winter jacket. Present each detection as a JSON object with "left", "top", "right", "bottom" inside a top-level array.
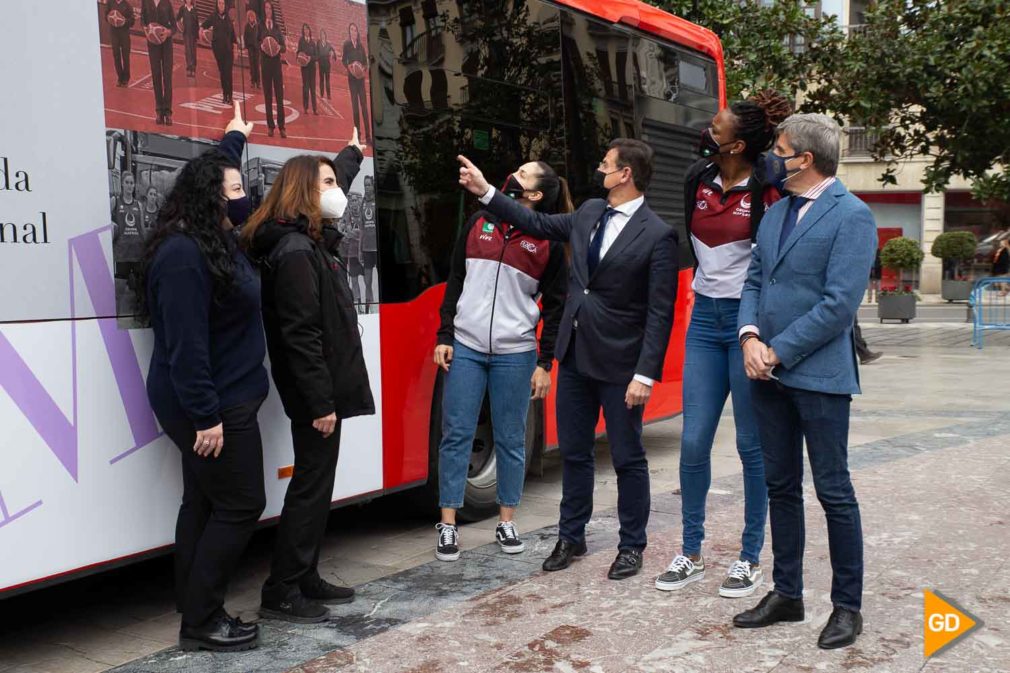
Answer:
[{"left": 251, "top": 218, "right": 375, "bottom": 421}]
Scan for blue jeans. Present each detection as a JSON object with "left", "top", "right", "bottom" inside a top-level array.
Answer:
[
  {"left": 438, "top": 341, "right": 537, "bottom": 509},
  {"left": 680, "top": 295, "right": 766, "bottom": 564},
  {"left": 751, "top": 380, "right": 863, "bottom": 611}
]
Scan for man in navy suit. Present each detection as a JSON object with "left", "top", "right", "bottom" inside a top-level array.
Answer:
[
  {"left": 458, "top": 140, "right": 678, "bottom": 580},
  {"left": 732, "top": 114, "right": 876, "bottom": 649}
]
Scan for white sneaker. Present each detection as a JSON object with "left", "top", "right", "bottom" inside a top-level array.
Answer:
[
  {"left": 655, "top": 555, "right": 705, "bottom": 591},
  {"left": 719, "top": 559, "right": 763, "bottom": 598}
]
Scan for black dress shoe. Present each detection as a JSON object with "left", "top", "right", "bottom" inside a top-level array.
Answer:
[
  {"left": 607, "top": 549, "right": 643, "bottom": 580},
  {"left": 818, "top": 607, "right": 862, "bottom": 649},
  {"left": 179, "top": 614, "right": 258, "bottom": 652},
  {"left": 301, "top": 576, "right": 355, "bottom": 604},
  {"left": 542, "top": 539, "right": 587, "bottom": 572},
  {"left": 733, "top": 591, "right": 805, "bottom": 628}
]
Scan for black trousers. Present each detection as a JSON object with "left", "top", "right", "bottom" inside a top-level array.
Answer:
[
  {"left": 262, "top": 419, "right": 342, "bottom": 602},
  {"left": 111, "top": 29, "right": 131, "bottom": 83},
  {"left": 348, "top": 76, "right": 369, "bottom": 139},
  {"left": 147, "top": 42, "right": 174, "bottom": 115},
  {"left": 318, "top": 66, "right": 331, "bottom": 98},
  {"left": 556, "top": 343, "right": 650, "bottom": 550},
  {"left": 184, "top": 33, "right": 197, "bottom": 72},
  {"left": 214, "top": 46, "right": 234, "bottom": 101},
  {"left": 162, "top": 398, "right": 267, "bottom": 627},
  {"left": 247, "top": 48, "right": 260, "bottom": 86},
  {"left": 301, "top": 64, "right": 317, "bottom": 113},
  {"left": 261, "top": 59, "right": 285, "bottom": 130}
]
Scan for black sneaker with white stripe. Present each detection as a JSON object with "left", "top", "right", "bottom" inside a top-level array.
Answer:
[
  {"left": 495, "top": 521, "right": 525, "bottom": 554},
  {"left": 435, "top": 523, "right": 460, "bottom": 561}
]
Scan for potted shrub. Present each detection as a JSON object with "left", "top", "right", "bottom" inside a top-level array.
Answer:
[
  {"left": 878, "top": 236, "right": 924, "bottom": 323},
  {"left": 931, "top": 231, "right": 977, "bottom": 302}
]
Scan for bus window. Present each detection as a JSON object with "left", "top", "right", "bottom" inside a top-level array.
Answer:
[
  {"left": 560, "top": 11, "right": 635, "bottom": 205},
  {"left": 369, "top": 0, "right": 564, "bottom": 304},
  {"left": 632, "top": 36, "right": 719, "bottom": 269}
]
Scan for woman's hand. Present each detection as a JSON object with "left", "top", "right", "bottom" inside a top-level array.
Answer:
[
  {"left": 350, "top": 126, "right": 366, "bottom": 152},
  {"left": 530, "top": 367, "right": 551, "bottom": 400},
  {"left": 194, "top": 423, "right": 224, "bottom": 458},
  {"left": 313, "top": 413, "right": 338, "bottom": 438},
  {"left": 434, "top": 345, "right": 453, "bottom": 372},
  {"left": 225, "top": 101, "right": 254, "bottom": 137}
]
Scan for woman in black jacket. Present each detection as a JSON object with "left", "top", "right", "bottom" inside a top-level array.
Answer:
[
  {"left": 297, "top": 23, "right": 318, "bottom": 115},
  {"left": 243, "top": 142, "right": 373, "bottom": 623},
  {"left": 139, "top": 106, "right": 264, "bottom": 652},
  {"left": 202, "top": 0, "right": 238, "bottom": 104}
]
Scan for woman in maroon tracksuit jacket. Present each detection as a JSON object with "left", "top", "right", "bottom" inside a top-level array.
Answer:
[{"left": 432, "top": 161, "right": 571, "bottom": 562}]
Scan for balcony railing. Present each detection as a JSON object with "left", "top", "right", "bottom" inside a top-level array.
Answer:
[
  {"left": 400, "top": 29, "right": 446, "bottom": 66},
  {"left": 844, "top": 126, "right": 881, "bottom": 159}
]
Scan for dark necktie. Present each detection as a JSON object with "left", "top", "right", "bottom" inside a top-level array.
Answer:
[
  {"left": 778, "top": 196, "right": 810, "bottom": 254},
  {"left": 588, "top": 207, "right": 617, "bottom": 275}
]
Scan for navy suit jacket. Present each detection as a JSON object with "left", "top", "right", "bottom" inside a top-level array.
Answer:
[
  {"left": 483, "top": 190, "right": 678, "bottom": 385},
  {"left": 739, "top": 179, "right": 877, "bottom": 395}
]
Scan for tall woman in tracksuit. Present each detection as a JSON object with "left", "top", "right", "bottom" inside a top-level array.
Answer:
[
  {"left": 654, "top": 91, "right": 792, "bottom": 599},
  {"left": 203, "top": 0, "right": 238, "bottom": 104},
  {"left": 244, "top": 142, "right": 372, "bottom": 624},
  {"left": 432, "top": 162, "right": 570, "bottom": 562}
]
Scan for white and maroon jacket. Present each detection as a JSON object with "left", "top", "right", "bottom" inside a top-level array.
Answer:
[{"left": 437, "top": 211, "right": 566, "bottom": 366}]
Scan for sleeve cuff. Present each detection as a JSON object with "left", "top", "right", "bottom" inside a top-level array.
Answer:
[
  {"left": 633, "top": 374, "right": 654, "bottom": 387},
  {"left": 478, "top": 186, "right": 496, "bottom": 205},
  {"left": 739, "top": 325, "right": 759, "bottom": 338},
  {"left": 193, "top": 413, "right": 222, "bottom": 431}
]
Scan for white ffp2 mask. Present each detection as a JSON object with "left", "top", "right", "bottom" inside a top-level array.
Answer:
[{"left": 320, "top": 188, "right": 348, "bottom": 219}]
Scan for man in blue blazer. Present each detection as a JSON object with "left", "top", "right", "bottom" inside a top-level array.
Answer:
[
  {"left": 457, "top": 140, "right": 678, "bottom": 580},
  {"left": 731, "top": 114, "right": 876, "bottom": 648}
]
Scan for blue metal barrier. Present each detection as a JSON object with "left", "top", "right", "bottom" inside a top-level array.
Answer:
[{"left": 970, "top": 277, "right": 1010, "bottom": 348}]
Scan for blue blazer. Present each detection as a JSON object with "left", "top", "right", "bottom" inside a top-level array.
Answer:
[{"left": 738, "top": 179, "right": 877, "bottom": 395}]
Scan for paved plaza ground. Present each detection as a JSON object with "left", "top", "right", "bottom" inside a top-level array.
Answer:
[{"left": 2, "top": 320, "right": 1008, "bottom": 673}]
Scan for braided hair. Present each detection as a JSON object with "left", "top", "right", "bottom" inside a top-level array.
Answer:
[{"left": 728, "top": 89, "right": 793, "bottom": 164}]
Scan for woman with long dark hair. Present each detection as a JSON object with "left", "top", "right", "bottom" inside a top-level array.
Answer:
[
  {"left": 139, "top": 106, "right": 266, "bottom": 652},
  {"left": 244, "top": 141, "right": 373, "bottom": 623},
  {"left": 297, "top": 23, "right": 318, "bottom": 115},
  {"left": 655, "top": 91, "right": 793, "bottom": 599},
  {"left": 342, "top": 22, "right": 369, "bottom": 142},
  {"left": 431, "top": 162, "right": 570, "bottom": 562}
]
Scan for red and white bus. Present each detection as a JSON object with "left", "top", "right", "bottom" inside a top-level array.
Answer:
[{"left": 0, "top": 0, "right": 724, "bottom": 597}]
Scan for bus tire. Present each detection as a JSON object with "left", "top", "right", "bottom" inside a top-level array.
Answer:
[{"left": 425, "top": 372, "right": 544, "bottom": 523}]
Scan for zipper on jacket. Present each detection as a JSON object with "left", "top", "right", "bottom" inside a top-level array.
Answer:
[{"left": 487, "top": 225, "right": 512, "bottom": 355}]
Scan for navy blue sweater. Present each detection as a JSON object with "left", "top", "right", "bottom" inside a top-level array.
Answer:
[{"left": 146, "top": 235, "right": 268, "bottom": 430}]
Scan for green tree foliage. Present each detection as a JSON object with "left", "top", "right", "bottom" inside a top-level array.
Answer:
[
  {"left": 648, "top": 0, "right": 845, "bottom": 100},
  {"left": 802, "top": 0, "right": 1010, "bottom": 200}
]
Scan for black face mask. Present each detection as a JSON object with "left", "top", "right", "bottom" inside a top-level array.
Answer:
[
  {"left": 592, "top": 168, "right": 619, "bottom": 191},
  {"left": 502, "top": 174, "right": 528, "bottom": 200},
  {"left": 697, "top": 127, "right": 733, "bottom": 159},
  {"left": 226, "top": 195, "right": 253, "bottom": 227}
]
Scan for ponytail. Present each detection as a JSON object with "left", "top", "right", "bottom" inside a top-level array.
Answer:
[{"left": 532, "top": 161, "right": 574, "bottom": 215}]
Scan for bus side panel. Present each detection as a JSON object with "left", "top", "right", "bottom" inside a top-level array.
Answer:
[
  {"left": 378, "top": 287, "right": 445, "bottom": 489},
  {"left": 543, "top": 266, "right": 694, "bottom": 447}
]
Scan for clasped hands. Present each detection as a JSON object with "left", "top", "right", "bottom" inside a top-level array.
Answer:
[{"left": 742, "top": 338, "right": 780, "bottom": 380}]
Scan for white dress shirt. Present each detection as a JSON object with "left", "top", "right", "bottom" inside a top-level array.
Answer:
[{"left": 479, "top": 187, "right": 655, "bottom": 387}]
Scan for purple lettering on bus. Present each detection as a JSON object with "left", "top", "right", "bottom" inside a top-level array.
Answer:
[
  {"left": 0, "top": 491, "right": 43, "bottom": 531},
  {"left": 0, "top": 226, "right": 160, "bottom": 485}
]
